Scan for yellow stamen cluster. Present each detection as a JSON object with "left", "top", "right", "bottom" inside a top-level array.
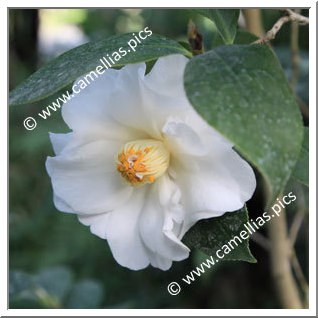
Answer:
[{"left": 116, "top": 140, "right": 170, "bottom": 186}]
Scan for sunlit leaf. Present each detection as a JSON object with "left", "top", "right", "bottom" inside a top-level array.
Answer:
[{"left": 10, "top": 33, "right": 192, "bottom": 105}]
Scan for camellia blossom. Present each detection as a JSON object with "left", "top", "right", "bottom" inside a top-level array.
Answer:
[{"left": 46, "top": 54, "right": 256, "bottom": 270}]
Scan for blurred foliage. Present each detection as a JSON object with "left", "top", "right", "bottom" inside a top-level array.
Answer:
[
  {"left": 9, "top": 8, "right": 309, "bottom": 309},
  {"left": 10, "top": 266, "right": 104, "bottom": 309}
]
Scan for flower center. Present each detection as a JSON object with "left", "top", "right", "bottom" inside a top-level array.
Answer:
[{"left": 116, "top": 139, "right": 170, "bottom": 185}]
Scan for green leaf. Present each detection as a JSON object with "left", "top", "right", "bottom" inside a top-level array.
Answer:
[
  {"left": 66, "top": 280, "right": 104, "bottom": 309},
  {"left": 183, "top": 206, "right": 256, "bottom": 263},
  {"left": 292, "top": 127, "right": 309, "bottom": 186},
  {"left": 211, "top": 29, "right": 258, "bottom": 50},
  {"left": 10, "top": 33, "right": 192, "bottom": 106},
  {"left": 178, "top": 40, "right": 192, "bottom": 52},
  {"left": 196, "top": 9, "right": 240, "bottom": 44},
  {"left": 145, "top": 59, "right": 157, "bottom": 75},
  {"left": 233, "top": 29, "right": 259, "bottom": 44},
  {"left": 184, "top": 44, "right": 303, "bottom": 204}
]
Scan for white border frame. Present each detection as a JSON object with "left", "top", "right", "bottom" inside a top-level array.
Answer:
[{"left": 3, "top": 1, "right": 316, "bottom": 316}]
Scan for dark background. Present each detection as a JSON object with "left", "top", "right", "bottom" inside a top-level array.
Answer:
[{"left": 9, "top": 9, "right": 309, "bottom": 309}]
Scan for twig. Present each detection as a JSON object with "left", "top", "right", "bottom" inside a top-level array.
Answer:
[
  {"left": 285, "top": 9, "right": 309, "bottom": 24},
  {"left": 289, "top": 184, "right": 309, "bottom": 308},
  {"left": 289, "top": 208, "right": 305, "bottom": 248},
  {"left": 291, "top": 249, "right": 309, "bottom": 308},
  {"left": 253, "top": 9, "right": 309, "bottom": 45},
  {"left": 268, "top": 194, "right": 303, "bottom": 308},
  {"left": 287, "top": 184, "right": 309, "bottom": 307}
]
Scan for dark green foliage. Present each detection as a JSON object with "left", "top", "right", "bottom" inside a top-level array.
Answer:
[{"left": 184, "top": 44, "right": 304, "bottom": 204}]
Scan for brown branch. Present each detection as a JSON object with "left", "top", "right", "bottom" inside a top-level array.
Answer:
[
  {"left": 285, "top": 9, "right": 309, "bottom": 24},
  {"left": 253, "top": 9, "right": 309, "bottom": 45},
  {"left": 287, "top": 184, "right": 309, "bottom": 307},
  {"left": 268, "top": 195, "right": 303, "bottom": 308},
  {"left": 289, "top": 184, "right": 307, "bottom": 248},
  {"left": 291, "top": 249, "right": 309, "bottom": 308}
]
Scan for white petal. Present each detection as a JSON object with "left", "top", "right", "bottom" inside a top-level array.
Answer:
[
  {"left": 78, "top": 212, "right": 110, "bottom": 239},
  {"left": 162, "top": 116, "right": 255, "bottom": 233},
  {"left": 62, "top": 68, "right": 145, "bottom": 141},
  {"left": 78, "top": 172, "right": 189, "bottom": 271},
  {"left": 108, "top": 55, "right": 194, "bottom": 139},
  {"left": 137, "top": 55, "right": 193, "bottom": 135},
  {"left": 162, "top": 117, "right": 207, "bottom": 156},
  {"left": 139, "top": 174, "right": 190, "bottom": 270},
  {"left": 146, "top": 250, "right": 173, "bottom": 271},
  {"left": 175, "top": 145, "right": 256, "bottom": 233},
  {"left": 144, "top": 54, "right": 189, "bottom": 97},
  {"left": 79, "top": 188, "right": 150, "bottom": 270},
  {"left": 106, "top": 63, "right": 161, "bottom": 138},
  {"left": 163, "top": 115, "right": 234, "bottom": 161},
  {"left": 49, "top": 132, "right": 73, "bottom": 155},
  {"left": 46, "top": 139, "right": 133, "bottom": 214},
  {"left": 53, "top": 194, "right": 74, "bottom": 213}
]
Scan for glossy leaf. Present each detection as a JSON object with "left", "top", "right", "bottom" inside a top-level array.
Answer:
[
  {"left": 183, "top": 206, "right": 256, "bottom": 263},
  {"left": 10, "top": 33, "right": 192, "bottom": 105},
  {"left": 184, "top": 44, "right": 303, "bottom": 204}
]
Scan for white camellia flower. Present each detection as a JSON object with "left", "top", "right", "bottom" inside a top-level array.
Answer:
[{"left": 46, "top": 54, "right": 256, "bottom": 270}]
